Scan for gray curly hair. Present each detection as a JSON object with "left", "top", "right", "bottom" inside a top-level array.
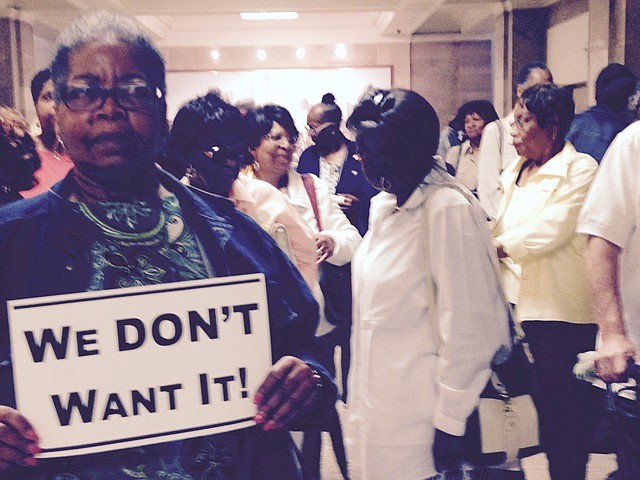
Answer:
[{"left": 50, "top": 11, "right": 166, "bottom": 106}]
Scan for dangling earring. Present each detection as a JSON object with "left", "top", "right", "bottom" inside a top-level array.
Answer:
[
  {"left": 181, "top": 164, "right": 196, "bottom": 185},
  {"left": 380, "top": 176, "right": 392, "bottom": 192},
  {"left": 252, "top": 161, "right": 261, "bottom": 172},
  {"left": 185, "top": 164, "right": 196, "bottom": 179}
]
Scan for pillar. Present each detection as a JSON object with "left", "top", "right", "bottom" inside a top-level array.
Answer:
[{"left": 0, "top": 11, "right": 35, "bottom": 116}]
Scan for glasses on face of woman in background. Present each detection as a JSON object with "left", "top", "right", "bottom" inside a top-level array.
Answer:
[{"left": 263, "top": 132, "right": 295, "bottom": 147}]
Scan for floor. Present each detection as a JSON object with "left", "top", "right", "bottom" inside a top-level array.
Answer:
[
  {"left": 321, "top": 349, "right": 624, "bottom": 480},
  {"left": 319, "top": 427, "right": 619, "bottom": 480},
  {"left": 317, "top": 350, "right": 620, "bottom": 480}
]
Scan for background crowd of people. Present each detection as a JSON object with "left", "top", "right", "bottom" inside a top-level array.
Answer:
[{"left": 1, "top": 9, "right": 640, "bottom": 480}]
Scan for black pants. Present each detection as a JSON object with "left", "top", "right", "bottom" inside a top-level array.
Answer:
[
  {"left": 319, "top": 262, "right": 352, "bottom": 401},
  {"left": 522, "top": 321, "right": 598, "bottom": 480},
  {"left": 301, "top": 330, "right": 349, "bottom": 480}
]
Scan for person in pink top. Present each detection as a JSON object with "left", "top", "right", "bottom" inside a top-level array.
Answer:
[
  {"left": 20, "top": 69, "right": 73, "bottom": 198},
  {"left": 164, "top": 90, "right": 319, "bottom": 290}
]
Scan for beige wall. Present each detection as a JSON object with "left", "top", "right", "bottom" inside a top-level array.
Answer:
[
  {"left": 410, "top": 39, "right": 493, "bottom": 129},
  {"left": 163, "top": 38, "right": 496, "bottom": 131}
]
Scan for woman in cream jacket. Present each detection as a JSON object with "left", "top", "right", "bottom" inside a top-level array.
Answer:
[{"left": 492, "top": 84, "right": 598, "bottom": 480}]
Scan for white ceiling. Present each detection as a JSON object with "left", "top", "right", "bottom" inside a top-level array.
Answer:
[{"left": 1, "top": 0, "right": 561, "bottom": 47}]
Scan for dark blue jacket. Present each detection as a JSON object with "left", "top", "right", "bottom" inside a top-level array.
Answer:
[
  {"left": 566, "top": 104, "right": 631, "bottom": 163},
  {"left": 297, "top": 141, "right": 377, "bottom": 236},
  {"left": 0, "top": 169, "right": 336, "bottom": 480}
]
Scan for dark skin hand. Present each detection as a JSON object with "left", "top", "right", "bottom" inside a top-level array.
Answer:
[
  {"left": 0, "top": 358, "right": 321, "bottom": 470},
  {"left": 494, "top": 240, "right": 508, "bottom": 259},
  {"left": 0, "top": 406, "right": 40, "bottom": 471},
  {"left": 337, "top": 193, "right": 359, "bottom": 213},
  {"left": 253, "top": 356, "right": 322, "bottom": 431},
  {"left": 315, "top": 233, "right": 335, "bottom": 263}
]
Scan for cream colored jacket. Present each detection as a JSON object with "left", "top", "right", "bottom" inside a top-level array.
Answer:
[{"left": 493, "top": 142, "right": 598, "bottom": 324}]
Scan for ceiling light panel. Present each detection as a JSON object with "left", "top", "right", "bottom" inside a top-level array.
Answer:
[{"left": 240, "top": 12, "right": 299, "bottom": 21}]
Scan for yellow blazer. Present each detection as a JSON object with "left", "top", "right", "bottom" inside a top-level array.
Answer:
[{"left": 493, "top": 142, "right": 598, "bottom": 324}]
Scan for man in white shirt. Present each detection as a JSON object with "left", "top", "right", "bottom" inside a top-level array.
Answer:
[
  {"left": 478, "top": 61, "right": 553, "bottom": 218},
  {"left": 578, "top": 121, "right": 640, "bottom": 382}
]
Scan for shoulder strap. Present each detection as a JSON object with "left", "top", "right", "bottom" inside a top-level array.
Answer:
[
  {"left": 495, "top": 119, "right": 504, "bottom": 158},
  {"left": 301, "top": 173, "right": 323, "bottom": 231},
  {"left": 422, "top": 181, "right": 517, "bottom": 355}
]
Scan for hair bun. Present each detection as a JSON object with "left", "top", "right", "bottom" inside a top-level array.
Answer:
[{"left": 321, "top": 93, "right": 336, "bottom": 104}]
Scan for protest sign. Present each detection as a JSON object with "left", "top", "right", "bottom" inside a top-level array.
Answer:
[{"left": 8, "top": 274, "right": 271, "bottom": 458}]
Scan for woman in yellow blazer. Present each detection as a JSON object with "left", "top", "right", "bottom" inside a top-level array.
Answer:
[{"left": 492, "top": 83, "right": 598, "bottom": 480}]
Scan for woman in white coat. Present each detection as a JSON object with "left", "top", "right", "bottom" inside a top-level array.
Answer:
[
  {"left": 244, "top": 105, "right": 361, "bottom": 271},
  {"left": 346, "top": 88, "right": 512, "bottom": 480},
  {"left": 244, "top": 104, "right": 361, "bottom": 480}
]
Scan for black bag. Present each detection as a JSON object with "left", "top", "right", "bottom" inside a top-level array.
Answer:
[
  {"left": 594, "top": 365, "right": 640, "bottom": 480},
  {"left": 319, "top": 262, "right": 352, "bottom": 327},
  {"left": 463, "top": 332, "right": 542, "bottom": 466}
]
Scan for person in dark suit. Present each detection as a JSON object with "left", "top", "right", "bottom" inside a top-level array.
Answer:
[
  {"left": 298, "top": 93, "right": 376, "bottom": 237},
  {"left": 296, "top": 94, "right": 375, "bottom": 480}
]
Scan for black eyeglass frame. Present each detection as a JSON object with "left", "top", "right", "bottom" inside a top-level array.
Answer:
[{"left": 61, "top": 84, "right": 163, "bottom": 112}]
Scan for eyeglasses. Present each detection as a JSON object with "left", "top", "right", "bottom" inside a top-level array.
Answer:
[
  {"left": 202, "top": 145, "right": 251, "bottom": 164},
  {"left": 61, "top": 84, "right": 162, "bottom": 112},
  {"left": 305, "top": 122, "right": 335, "bottom": 136},
  {"left": 264, "top": 132, "right": 295, "bottom": 146}
]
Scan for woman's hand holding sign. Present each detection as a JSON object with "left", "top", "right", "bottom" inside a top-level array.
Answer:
[
  {"left": 0, "top": 406, "right": 40, "bottom": 471},
  {"left": 253, "top": 356, "right": 323, "bottom": 431}
]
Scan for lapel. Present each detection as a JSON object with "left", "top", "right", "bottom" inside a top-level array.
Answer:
[
  {"left": 336, "top": 143, "right": 362, "bottom": 192},
  {"left": 494, "top": 143, "right": 574, "bottom": 223}
]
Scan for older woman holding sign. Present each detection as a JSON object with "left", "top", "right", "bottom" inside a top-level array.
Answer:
[{"left": 0, "top": 11, "right": 335, "bottom": 480}]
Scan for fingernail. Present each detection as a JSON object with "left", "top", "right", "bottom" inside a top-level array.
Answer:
[
  {"left": 25, "top": 430, "right": 38, "bottom": 442},
  {"left": 253, "top": 393, "right": 262, "bottom": 405},
  {"left": 22, "top": 457, "right": 38, "bottom": 467},
  {"left": 263, "top": 420, "right": 276, "bottom": 431},
  {"left": 254, "top": 413, "right": 264, "bottom": 424},
  {"left": 27, "top": 443, "right": 41, "bottom": 454}
]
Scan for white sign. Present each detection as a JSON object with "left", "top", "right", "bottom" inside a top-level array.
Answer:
[{"left": 8, "top": 274, "right": 272, "bottom": 458}]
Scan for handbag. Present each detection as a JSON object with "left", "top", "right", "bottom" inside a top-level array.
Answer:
[
  {"left": 423, "top": 175, "right": 541, "bottom": 467},
  {"left": 462, "top": 316, "right": 541, "bottom": 466}
]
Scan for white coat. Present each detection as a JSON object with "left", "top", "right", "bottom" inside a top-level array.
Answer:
[{"left": 348, "top": 168, "right": 510, "bottom": 480}]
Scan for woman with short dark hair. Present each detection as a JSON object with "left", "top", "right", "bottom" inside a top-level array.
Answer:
[
  {"left": 245, "top": 104, "right": 360, "bottom": 480},
  {"left": 346, "top": 87, "right": 511, "bottom": 480},
  {"left": 492, "top": 83, "right": 599, "bottom": 480},
  {"left": 244, "top": 104, "right": 361, "bottom": 271},
  {"left": 166, "top": 90, "right": 320, "bottom": 296},
  {"left": 444, "top": 100, "right": 498, "bottom": 194}
]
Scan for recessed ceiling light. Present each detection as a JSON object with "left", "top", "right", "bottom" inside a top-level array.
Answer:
[
  {"left": 241, "top": 12, "right": 299, "bottom": 21},
  {"left": 335, "top": 43, "right": 347, "bottom": 60},
  {"left": 296, "top": 47, "right": 306, "bottom": 60},
  {"left": 210, "top": 49, "right": 220, "bottom": 61},
  {"left": 256, "top": 49, "right": 267, "bottom": 60}
]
